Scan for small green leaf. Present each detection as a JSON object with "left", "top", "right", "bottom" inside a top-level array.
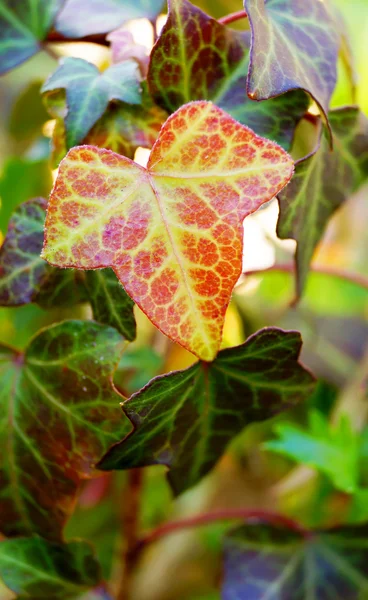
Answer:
[
  {"left": 0, "top": 0, "right": 63, "bottom": 74},
  {"left": 244, "top": 0, "right": 339, "bottom": 127},
  {"left": 99, "top": 328, "right": 315, "bottom": 495},
  {"left": 0, "top": 198, "right": 85, "bottom": 308},
  {"left": 42, "top": 57, "right": 142, "bottom": 147},
  {"left": 148, "top": 0, "right": 308, "bottom": 149},
  {"left": 277, "top": 107, "right": 368, "bottom": 296},
  {"left": 55, "top": 0, "right": 164, "bottom": 37},
  {"left": 85, "top": 269, "right": 136, "bottom": 341},
  {"left": 0, "top": 320, "right": 129, "bottom": 539},
  {"left": 0, "top": 537, "right": 101, "bottom": 598},
  {"left": 265, "top": 410, "right": 360, "bottom": 493},
  {"left": 223, "top": 522, "right": 368, "bottom": 598}
]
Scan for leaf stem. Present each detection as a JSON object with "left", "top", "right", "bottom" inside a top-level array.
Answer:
[
  {"left": 135, "top": 509, "right": 311, "bottom": 551},
  {"left": 218, "top": 10, "right": 248, "bottom": 26},
  {"left": 46, "top": 30, "right": 110, "bottom": 46},
  {"left": 117, "top": 469, "right": 143, "bottom": 600}
]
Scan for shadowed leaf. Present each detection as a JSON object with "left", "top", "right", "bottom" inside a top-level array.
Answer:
[
  {"left": 55, "top": 0, "right": 164, "bottom": 37},
  {"left": 99, "top": 328, "right": 315, "bottom": 495},
  {"left": 0, "top": 537, "right": 101, "bottom": 599},
  {"left": 42, "top": 57, "right": 142, "bottom": 147},
  {"left": 0, "top": 0, "right": 63, "bottom": 75},
  {"left": 244, "top": 0, "right": 339, "bottom": 128},
  {"left": 277, "top": 107, "right": 368, "bottom": 296},
  {"left": 148, "top": 0, "right": 309, "bottom": 149},
  {"left": 42, "top": 101, "right": 294, "bottom": 360},
  {"left": 223, "top": 522, "right": 368, "bottom": 598},
  {"left": 0, "top": 198, "right": 85, "bottom": 308},
  {"left": 0, "top": 321, "right": 129, "bottom": 539}
]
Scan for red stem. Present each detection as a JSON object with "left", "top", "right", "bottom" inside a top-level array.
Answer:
[
  {"left": 136, "top": 509, "right": 311, "bottom": 550},
  {"left": 46, "top": 30, "right": 110, "bottom": 46},
  {"left": 218, "top": 9, "right": 248, "bottom": 26}
]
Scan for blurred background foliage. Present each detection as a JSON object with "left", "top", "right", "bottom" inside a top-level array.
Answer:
[{"left": 0, "top": 0, "right": 367, "bottom": 598}]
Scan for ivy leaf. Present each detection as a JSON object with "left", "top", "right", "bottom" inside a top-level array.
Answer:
[
  {"left": 222, "top": 522, "right": 368, "bottom": 598},
  {"left": 0, "top": 537, "right": 101, "bottom": 598},
  {"left": 42, "top": 101, "right": 294, "bottom": 361},
  {"left": 107, "top": 28, "right": 149, "bottom": 75},
  {"left": 0, "top": 0, "right": 63, "bottom": 75},
  {"left": 42, "top": 57, "right": 142, "bottom": 147},
  {"left": 0, "top": 320, "right": 129, "bottom": 539},
  {"left": 148, "top": 0, "right": 309, "bottom": 149},
  {"left": 55, "top": 0, "right": 164, "bottom": 37},
  {"left": 0, "top": 198, "right": 85, "bottom": 308},
  {"left": 277, "top": 107, "right": 368, "bottom": 296},
  {"left": 99, "top": 328, "right": 315, "bottom": 495},
  {"left": 244, "top": 0, "right": 339, "bottom": 130},
  {"left": 265, "top": 410, "right": 360, "bottom": 493},
  {"left": 85, "top": 269, "right": 136, "bottom": 341}
]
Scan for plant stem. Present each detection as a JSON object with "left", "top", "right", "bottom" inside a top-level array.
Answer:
[
  {"left": 218, "top": 10, "right": 248, "bottom": 25},
  {"left": 46, "top": 30, "right": 110, "bottom": 46},
  {"left": 117, "top": 469, "right": 143, "bottom": 600},
  {"left": 136, "top": 509, "right": 311, "bottom": 552}
]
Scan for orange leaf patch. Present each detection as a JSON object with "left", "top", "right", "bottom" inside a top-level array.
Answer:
[{"left": 42, "top": 101, "right": 294, "bottom": 361}]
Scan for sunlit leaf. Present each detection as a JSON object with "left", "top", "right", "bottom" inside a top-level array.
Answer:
[
  {"left": 99, "top": 328, "right": 315, "bottom": 495},
  {"left": 107, "top": 28, "right": 149, "bottom": 75},
  {"left": 223, "top": 522, "right": 368, "bottom": 598},
  {"left": 0, "top": 537, "right": 101, "bottom": 599},
  {"left": 42, "top": 101, "right": 294, "bottom": 360},
  {"left": 244, "top": 0, "right": 339, "bottom": 128},
  {"left": 85, "top": 269, "right": 136, "bottom": 340},
  {"left": 277, "top": 107, "right": 368, "bottom": 296},
  {"left": 0, "top": 198, "right": 85, "bottom": 308},
  {"left": 0, "top": 0, "right": 63, "bottom": 75},
  {"left": 0, "top": 320, "right": 129, "bottom": 539},
  {"left": 42, "top": 57, "right": 142, "bottom": 147},
  {"left": 148, "top": 0, "right": 309, "bottom": 149},
  {"left": 55, "top": 0, "right": 164, "bottom": 37}
]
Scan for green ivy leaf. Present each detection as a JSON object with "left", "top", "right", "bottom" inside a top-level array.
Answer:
[
  {"left": 99, "top": 328, "right": 315, "bottom": 495},
  {"left": 85, "top": 269, "right": 136, "bottom": 341},
  {"left": 42, "top": 58, "right": 142, "bottom": 147},
  {"left": 223, "top": 522, "right": 368, "bottom": 598},
  {"left": 0, "top": 0, "right": 63, "bottom": 75},
  {"left": 148, "top": 0, "right": 309, "bottom": 149},
  {"left": 265, "top": 410, "right": 360, "bottom": 493},
  {"left": 277, "top": 107, "right": 368, "bottom": 296},
  {"left": 55, "top": 0, "right": 164, "bottom": 37},
  {"left": 0, "top": 537, "right": 101, "bottom": 598},
  {"left": 244, "top": 0, "right": 339, "bottom": 128},
  {"left": 0, "top": 320, "right": 129, "bottom": 539},
  {"left": 0, "top": 198, "right": 85, "bottom": 308}
]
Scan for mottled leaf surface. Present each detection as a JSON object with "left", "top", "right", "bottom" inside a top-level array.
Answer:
[
  {"left": 0, "top": 0, "right": 63, "bottom": 74},
  {"left": 0, "top": 537, "right": 101, "bottom": 598},
  {"left": 55, "top": 0, "right": 164, "bottom": 37},
  {"left": 42, "top": 58, "right": 142, "bottom": 147},
  {"left": 0, "top": 198, "right": 85, "bottom": 308},
  {"left": 42, "top": 101, "right": 294, "bottom": 360},
  {"left": 99, "top": 328, "right": 315, "bottom": 495},
  {"left": 244, "top": 0, "right": 339, "bottom": 125},
  {"left": 148, "top": 0, "right": 309, "bottom": 149},
  {"left": 277, "top": 107, "right": 368, "bottom": 296},
  {"left": 85, "top": 269, "right": 136, "bottom": 341},
  {"left": 0, "top": 321, "right": 129, "bottom": 539},
  {"left": 223, "top": 522, "right": 368, "bottom": 599}
]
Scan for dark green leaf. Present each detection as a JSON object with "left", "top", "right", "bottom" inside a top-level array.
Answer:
[
  {"left": 42, "top": 58, "right": 142, "bottom": 147},
  {"left": 55, "top": 0, "right": 164, "bottom": 37},
  {"left": 85, "top": 269, "right": 136, "bottom": 340},
  {"left": 0, "top": 320, "right": 129, "bottom": 539},
  {"left": 277, "top": 107, "right": 368, "bottom": 296},
  {"left": 0, "top": 0, "right": 63, "bottom": 74},
  {"left": 99, "top": 328, "right": 315, "bottom": 495},
  {"left": 244, "top": 0, "right": 339, "bottom": 127},
  {"left": 0, "top": 537, "right": 100, "bottom": 598},
  {"left": 223, "top": 522, "right": 368, "bottom": 598},
  {"left": 148, "top": 0, "right": 308, "bottom": 149},
  {"left": 0, "top": 198, "right": 86, "bottom": 308}
]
